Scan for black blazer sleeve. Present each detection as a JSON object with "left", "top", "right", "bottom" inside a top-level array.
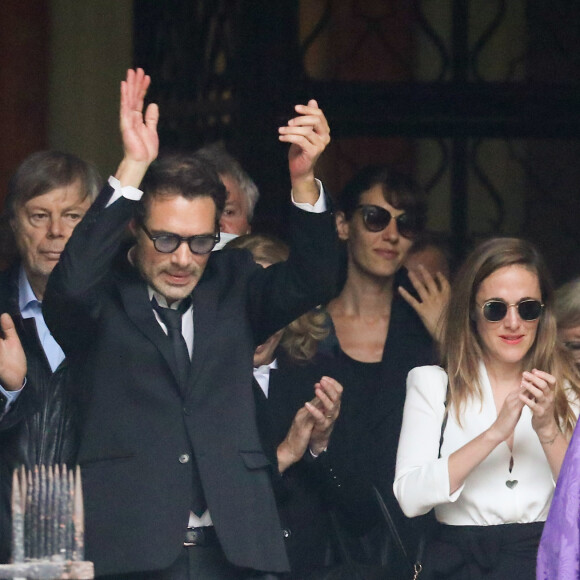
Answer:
[
  {"left": 244, "top": 202, "right": 340, "bottom": 346},
  {"left": 43, "top": 184, "right": 135, "bottom": 354}
]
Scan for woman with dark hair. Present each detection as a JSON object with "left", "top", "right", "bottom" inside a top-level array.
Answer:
[
  {"left": 395, "top": 237, "right": 580, "bottom": 578},
  {"left": 318, "top": 165, "right": 450, "bottom": 572}
]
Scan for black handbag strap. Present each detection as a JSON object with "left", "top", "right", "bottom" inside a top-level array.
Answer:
[
  {"left": 439, "top": 405, "right": 449, "bottom": 458},
  {"left": 377, "top": 381, "right": 449, "bottom": 578},
  {"left": 372, "top": 485, "right": 412, "bottom": 566}
]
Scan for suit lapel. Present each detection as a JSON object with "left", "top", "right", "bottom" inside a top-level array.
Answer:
[
  {"left": 119, "top": 274, "right": 184, "bottom": 393},
  {"left": 118, "top": 259, "right": 220, "bottom": 399},
  {"left": 188, "top": 273, "right": 219, "bottom": 396}
]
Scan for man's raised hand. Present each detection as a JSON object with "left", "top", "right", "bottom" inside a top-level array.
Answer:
[
  {"left": 279, "top": 99, "right": 330, "bottom": 203},
  {"left": 116, "top": 68, "right": 159, "bottom": 187}
]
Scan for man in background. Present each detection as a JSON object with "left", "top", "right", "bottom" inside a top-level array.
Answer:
[
  {"left": 0, "top": 150, "right": 101, "bottom": 561},
  {"left": 196, "top": 143, "right": 259, "bottom": 245}
]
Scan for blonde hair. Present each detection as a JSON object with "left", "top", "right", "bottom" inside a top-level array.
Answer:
[
  {"left": 554, "top": 278, "right": 580, "bottom": 330},
  {"left": 225, "top": 233, "right": 328, "bottom": 362},
  {"left": 442, "top": 237, "right": 580, "bottom": 435}
]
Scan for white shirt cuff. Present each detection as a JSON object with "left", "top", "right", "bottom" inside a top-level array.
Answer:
[
  {"left": 0, "top": 378, "right": 26, "bottom": 415},
  {"left": 106, "top": 176, "right": 143, "bottom": 207},
  {"left": 291, "top": 179, "right": 327, "bottom": 213},
  {"left": 309, "top": 446, "right": 327, "bottom": 459}
]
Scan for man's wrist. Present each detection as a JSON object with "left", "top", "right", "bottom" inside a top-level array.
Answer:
[
  {"left": 114, "top": 158, "right": 150, "bottom": 189},
  {"left": 291, "top": 179, "right": 326, "bottom": 212},
  {"left": 290, "top": 172, "right": 318, "bottom": 204}
]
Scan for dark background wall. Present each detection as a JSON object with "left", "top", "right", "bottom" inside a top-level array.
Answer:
[
  {"left": 0, "top": 0, "right": 133, "bottom": 207},
  {"left": 2, "top": 1, "right": 580, "bottom": 282},
  {"left": 0, "top": 0, "right": 49, "bottom": 196}
]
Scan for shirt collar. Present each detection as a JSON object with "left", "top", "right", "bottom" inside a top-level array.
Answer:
[
  {"left": 254, "top": 358, "right": 278, "bottom": 375},
  {"left": 18, "top": 266, "right": 41, "bottom": 316},
  {"left": 147, "top": 287, "right": 188, "bottom": 311}
]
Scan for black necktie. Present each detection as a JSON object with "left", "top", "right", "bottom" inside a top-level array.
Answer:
[
  {"left": 152, "top": 297, "right": 191, "bottom": 390},
  {"left": 152, "top": 296, "right": 207, "bottom": 515}
]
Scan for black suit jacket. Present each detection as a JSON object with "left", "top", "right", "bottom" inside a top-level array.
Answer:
[{"left": 43, "top": 185, "right": 339, "bottom": 576}]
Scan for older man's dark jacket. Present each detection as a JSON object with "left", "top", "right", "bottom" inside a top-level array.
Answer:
[{"left": 0, "top": 263, "right": 78, "bottom": 562}]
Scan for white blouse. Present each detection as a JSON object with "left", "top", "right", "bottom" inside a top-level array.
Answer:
[{"left": 393, "top": 363, "right": 562, "bottom": 526}]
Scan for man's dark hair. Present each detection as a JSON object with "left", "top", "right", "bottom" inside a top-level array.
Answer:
[
  {"left": 136, "top": 153, "right": 227, "bottom": 225},
  {"left": 338, "top": 164, "right": 427, "bottom": 230},
  {"left": 5, "top": 150, "right": 102, "bottom": 218}
]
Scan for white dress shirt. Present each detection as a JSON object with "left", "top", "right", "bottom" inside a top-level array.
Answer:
[{"left": 253, "top": 360, "right": 278, "bottom": 398}]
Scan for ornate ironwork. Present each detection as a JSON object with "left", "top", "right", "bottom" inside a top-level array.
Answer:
[
  {"left": 134, "top": 0, "right": 239, "bottom": 149},
  {"left": 134, "top": 0, "right": 580, "bottom": 278}
]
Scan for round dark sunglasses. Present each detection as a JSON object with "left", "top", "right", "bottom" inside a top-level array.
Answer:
[
  {"left": 140, "top": 223, "right": 220, "bottom": 255},
  {"left": 355, "top": 204, "right": 419, "bottom": 239},
  {"left": 478, "top": 298, "right": 544, "bottom": 322}
]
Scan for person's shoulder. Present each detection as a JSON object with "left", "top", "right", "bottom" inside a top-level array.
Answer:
[
  {"left": 0, "top": 263, "right": 19, "bottom": 308},
  {"left": 0, "top": 262, "right": 18, "bottom": 283},
  {"left": 407, "top": 364, "right": 447, "bottom": 380},
  {"left": 406, "top": 365, "right": 448, "bottom": 397},
  {"left": 203, "top": 247, "right": 260, "bottom": 285},
  {"left": 208, "top": 247, "right": 256, "bottom": 270}
]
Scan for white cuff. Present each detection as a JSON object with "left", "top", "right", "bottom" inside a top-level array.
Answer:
[
  {"left": 309, "top": 446, "right": 327, "bottom": 459},
  {"left": 0, "top": 377, "right": 26, "bottom": 416},
  {"left": 106, "top": 176, "right": 143, "bottom": 207},
  {"left": 291, "top": 179, "right": 327, "bottom": 213}
]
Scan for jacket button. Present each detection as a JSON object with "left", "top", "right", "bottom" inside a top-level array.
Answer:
[
  {"left": 179, "top": 454, "right": 190, "bottom": 464},
  {"left": 282, "top": 528, "right": 292, "bottom": 539}
]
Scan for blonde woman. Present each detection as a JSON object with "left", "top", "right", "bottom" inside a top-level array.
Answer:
[
  {"left": 554, "top": 277, "right": 580, "bottom": 368},
  {"left": 394, "top": 237, "right": 580, "bottom": 579}
]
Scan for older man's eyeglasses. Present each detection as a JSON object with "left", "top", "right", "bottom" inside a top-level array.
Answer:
[{"left": 140, "top": 223, "right": 220, "bottom": 255}]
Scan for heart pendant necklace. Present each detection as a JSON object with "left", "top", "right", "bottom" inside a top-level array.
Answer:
[{"left": 506, "top": 454, "right": 518, "bottom": 489}]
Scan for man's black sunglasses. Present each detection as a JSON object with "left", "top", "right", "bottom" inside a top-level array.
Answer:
[
  {"left": 140, "top": 223, "right": 220, "bottom": 255},
  {"left": 355, "top": 204, "right": 419, "bottom": 239},
  {"left": 477, "top": 298, "right": 544, "bottom": 322}
]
